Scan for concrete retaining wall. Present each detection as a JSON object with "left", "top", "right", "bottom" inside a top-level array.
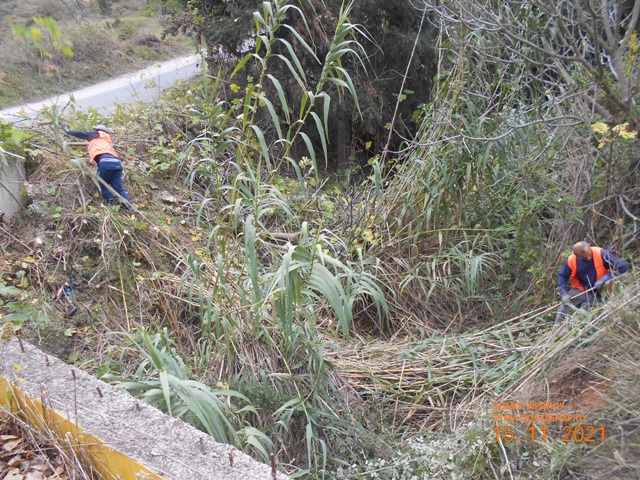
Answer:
[
  {"left": 0, "top": 338, "right": 289, "bottom": 480},
  {"left": 0, "top": 158, "right": 25, "bottom": 220}
]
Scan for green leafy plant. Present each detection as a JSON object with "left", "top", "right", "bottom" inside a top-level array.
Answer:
[
  {"left": 9, "top": 16, "right": 74, "bottom": 60},
  {"left": 104, "top": 329, "right": 274, "bottom": 462},
  {"left": 0, "top": 122, "right": 32, "bottom": 173},
  {"left": 0, "top": 280, "right": 49, "bottom": 326}
]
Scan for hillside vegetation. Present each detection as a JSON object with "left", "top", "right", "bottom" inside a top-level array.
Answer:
[
  {"left": 1, "top": 0, "right": 639, "bottom": 479},
  {"left": 0, "top": 0, "right": 192, "bottom": 108}
]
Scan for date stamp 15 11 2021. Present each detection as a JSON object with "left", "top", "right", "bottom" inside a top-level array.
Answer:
[{"left": 492, "top": 401, "right": 605, "bottom": 444}]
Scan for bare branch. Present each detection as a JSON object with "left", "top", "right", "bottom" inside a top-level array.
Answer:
[{"left": 619, "top": 195, "right": 640, "bottom": 222}]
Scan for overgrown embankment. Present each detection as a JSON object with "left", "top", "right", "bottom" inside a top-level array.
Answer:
[
  {"left": 1, "top": 0, "right": 639, "bottom": 478},
  {"left": 1, "top": 95, "right": 638, "bottom": 479}
]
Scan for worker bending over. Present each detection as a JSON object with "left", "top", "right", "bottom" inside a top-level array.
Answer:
[
  {"left": 64, "top": 124, "right": 132, "bottom": 210},
  {"left": 555, "top": 241, "right": 628, "bottom": 323}
]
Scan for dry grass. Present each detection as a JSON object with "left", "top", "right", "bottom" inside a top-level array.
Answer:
[
  {"left": 325, "top": 277, "right": 639, "bottom": 435},
  {"left": 0, "top": 407, "right": 99, "bottom": 480},
  {"left": 328, "top": 281, "right": 640, "bottom": 479},
  {"left": 486, "top": 282, "right": 640, "bottom": 479}
]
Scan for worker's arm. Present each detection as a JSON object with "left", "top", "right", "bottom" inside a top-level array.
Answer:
[
  {"left": 557, "top": 262, "right": 572, "bottom": 295},
  {"left": 593, "top": 250, "right": 628, "bottom": 290},
  {"left": 64, "top": 129, "right": 100, "bottom": 141},
  {"left": 602, "top": 250, "right": 628, "bottom": 276}
]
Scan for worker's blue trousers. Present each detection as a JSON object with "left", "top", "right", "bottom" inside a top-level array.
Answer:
[{"left": 97, "top": 157, "right": 131, "bottom": 204}]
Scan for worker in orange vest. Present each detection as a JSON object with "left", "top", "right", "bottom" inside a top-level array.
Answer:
[
  {"left": 64, "top": 124, "right": 132, "bottom": 210},
  {"left": 555, "top": 241, "right": 628, "bottom": 323}
]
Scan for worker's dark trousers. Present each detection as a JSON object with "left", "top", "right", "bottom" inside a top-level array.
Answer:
[
  {"left": 555, "top": 288, "right": 597, "bottom": 323},
  {"left": 97, "top": 158, "right": 131, "bottom": 205}
]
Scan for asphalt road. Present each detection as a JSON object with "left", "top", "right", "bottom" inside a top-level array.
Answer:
[{"left": 0, "top": 54, "right": 202, "bottom": 124}]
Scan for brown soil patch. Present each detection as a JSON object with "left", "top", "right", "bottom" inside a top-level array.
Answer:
[
  {"left": 563, "top": 381, "right": 609, "bottom": 412},
  {"left": 509, "top": 338, "right": 616, "bottom": 415}
]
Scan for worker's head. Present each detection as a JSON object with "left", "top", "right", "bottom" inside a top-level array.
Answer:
[
  {"left": 93, "top": 124, "right": 109, "bottom": 133},
  {"left": 572, "top": 241, "right": 593, "bottom": 261}
]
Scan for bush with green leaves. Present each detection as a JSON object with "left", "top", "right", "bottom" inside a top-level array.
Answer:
[
  {"left": 0, "top": 279, "right": 50, "bottom": 327},
  {"left": 9, "top": 16, "right": 73, "bottom": 60}
]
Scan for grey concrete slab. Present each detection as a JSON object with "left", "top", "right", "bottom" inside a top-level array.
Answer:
[
  {"left": 0, "top": 338, "right": 289, "bottom": 480},
  {"left": 0, "top": 158, "right": 25, "bottom": 220}
]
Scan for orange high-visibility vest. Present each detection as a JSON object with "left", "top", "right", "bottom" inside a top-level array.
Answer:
[
  {"left": 567, "top": 247, "right": 609, "bottom": 291},
  {"left": 87, "top": 131, "right": 119, "bottom": 164}
]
